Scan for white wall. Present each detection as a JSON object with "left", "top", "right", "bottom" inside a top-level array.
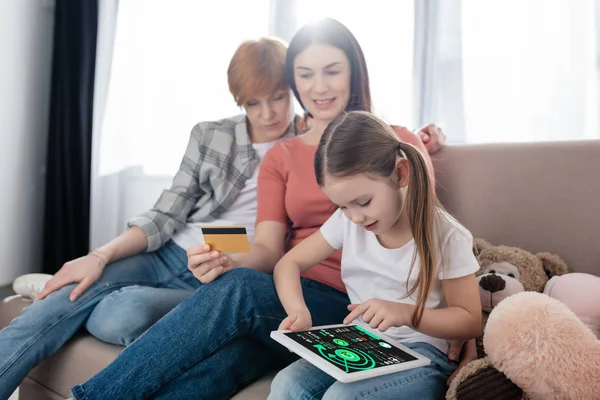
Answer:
[{"left": 0, "top": 0, "right": 55, "bottom": 285}]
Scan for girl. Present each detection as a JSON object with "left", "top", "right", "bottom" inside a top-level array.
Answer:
[
  {"left": 269, "top": 111, "right": 482, "bottom": 400},
  {"left": 66, "top": 19, "right": 447, "bottom": 400}
]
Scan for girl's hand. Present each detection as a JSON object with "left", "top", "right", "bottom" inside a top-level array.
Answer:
[
  {"left": 343, "top": 299, "right": 413, "bottom": 332},
  {"left": 279, "top": 307, "right": 313, "bottom": 332},
  {"left": 187, "top": 244, "right": 235, "bottom": 283}
]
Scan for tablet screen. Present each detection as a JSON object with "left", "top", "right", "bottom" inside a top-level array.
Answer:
[{"left": 284, "top": 325, "right": 418, "bottom": 374}]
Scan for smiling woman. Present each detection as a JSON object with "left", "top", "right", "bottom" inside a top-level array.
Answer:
[
  {"left": 293, "top": 0, "right": 415, "bottom": 125},
  {"left": 292, "top": 43, "right": 355, "bottom": 121},
  {"left": 284, "top": 19, "right": 372, "bottom": 142}
]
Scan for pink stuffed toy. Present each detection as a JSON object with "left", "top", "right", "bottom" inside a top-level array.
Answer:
[
  {"left": 543, "top": 272, "right": 600, "bottom": 338},
  {"left": 484, "top": 290, "right": 600, "bottom": 399}
]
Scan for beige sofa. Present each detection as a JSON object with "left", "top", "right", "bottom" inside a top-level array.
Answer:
[{"left": 2, "top": 139, "right": 599, "bottom": 399}]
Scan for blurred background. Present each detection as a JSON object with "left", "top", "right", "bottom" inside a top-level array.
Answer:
[{"left": 0, "top": 0, "right": 598, "bottom": 286}]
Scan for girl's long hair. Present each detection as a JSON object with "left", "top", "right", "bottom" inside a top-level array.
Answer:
[{"left": 315, "top": 111, "right": 442, "bottom": 327}]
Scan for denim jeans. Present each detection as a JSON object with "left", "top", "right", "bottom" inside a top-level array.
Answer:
[
  {"left": 152, "top": 337, "right": 292, "bottom": 400},
  {"left": 268, "top": 342, "right": 457, "bottom": 400},
  {"left": 70, "top": 268, "right": 351, "bottom": 400},
  {"left": 0, "top": 240, "right": 197, "bottom": 400},
  {"left": 86, "top": 285, "right": 193, "bottom": 346}
]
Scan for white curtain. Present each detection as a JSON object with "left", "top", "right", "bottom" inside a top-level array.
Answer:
[
  {"left": 90, "top": 0, "right": 271, "bottom": 249},
  {"left": 90, "top": 0, "right": 119, "bottom": 250},
  {"left": 415, "top": 0, "right": 598, "bottom": 143},
  {"left": 413, "top": 0, "right": 466, "bottom": 142}
]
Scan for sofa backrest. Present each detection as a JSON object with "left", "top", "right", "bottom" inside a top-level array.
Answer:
[{"left": 431, "top": 140, "right": 600, "bottom": 276}]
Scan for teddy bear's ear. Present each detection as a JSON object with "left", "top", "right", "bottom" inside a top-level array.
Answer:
[
  {"left": 473, "top": 238, "right": 493, "bottom": 256},
  {"left": 536, "top": 252, "right": 569, "bottom": 279}
]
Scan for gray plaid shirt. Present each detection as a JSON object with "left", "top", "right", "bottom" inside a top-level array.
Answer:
[{"left": 128, "top": 114, "right": 299, "bottom": 252}]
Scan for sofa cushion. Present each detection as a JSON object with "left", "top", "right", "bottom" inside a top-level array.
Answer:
[
  {"left": 433, "top": 140, "right": 600, "bottom": 275},
  {"left": 20, "top": 377, "right": 67, "bottom": 400}
]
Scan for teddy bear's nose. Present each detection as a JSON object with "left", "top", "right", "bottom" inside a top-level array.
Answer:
[{"left": 480, "top": 274, "right": 506, "bottom": 293}]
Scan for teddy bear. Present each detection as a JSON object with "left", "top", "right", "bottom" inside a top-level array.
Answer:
[
  {"left": 446, "top": 239, "right": 569, "bottom": 400},
  {"left": 483, "top": 290, "right": 600, "bottom": 399},
  {"left": 478, "top": 272, "right": 600, "bottom": 399},
  {"left": 543, "top": 272, "right": 600, "bottom": 339}
]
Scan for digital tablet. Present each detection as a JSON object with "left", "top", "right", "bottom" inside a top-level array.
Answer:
[{"left": 270, "top": 324, "right": 431, "bottom": 383}]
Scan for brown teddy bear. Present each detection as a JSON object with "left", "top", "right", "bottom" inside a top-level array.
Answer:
[{"left": 446, "top": 239, "right": 569, "bottom": 400}]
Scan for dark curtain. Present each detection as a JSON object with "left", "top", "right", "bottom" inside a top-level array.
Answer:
[{"left": 42, "top": 0, "right": 98, "bottom": 274}]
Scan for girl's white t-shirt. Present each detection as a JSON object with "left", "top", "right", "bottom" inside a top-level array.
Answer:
[{"left": 320, "top": 208, "right": 480, "bottom": 355}]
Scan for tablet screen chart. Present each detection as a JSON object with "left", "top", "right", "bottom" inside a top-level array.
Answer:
[{"left": 285, "top": 325, "right": 418, "bottom": 374}]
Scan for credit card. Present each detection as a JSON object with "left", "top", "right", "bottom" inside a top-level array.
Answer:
[{"left": 201, "top": 226, "right": 250, "bottom": 253}]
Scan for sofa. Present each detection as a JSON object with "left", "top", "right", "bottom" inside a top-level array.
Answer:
[{"left": 2, "top": 139, "right": 599, "bottom": 399}]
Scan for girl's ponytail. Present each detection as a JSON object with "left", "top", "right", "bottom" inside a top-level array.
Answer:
[{"left": 399, "top": 142, "right": 438, "bottom": 328}]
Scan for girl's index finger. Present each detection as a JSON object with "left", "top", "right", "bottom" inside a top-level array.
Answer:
[{"left": 343, "top": 303, "right": 369, "bottom": 325}]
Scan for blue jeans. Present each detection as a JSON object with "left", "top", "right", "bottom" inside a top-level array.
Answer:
[
  {"left": 70, "top": 268, "right": 351, "bottom": 400},
  {"left": 0, "top": 240, "right": 197, "bottom": 400},
  {"left": 86, "top": 285, "right": 193, "bottom": 346},
  {"left": 268, "top": 342, "right": 457, "bottom": 400}
]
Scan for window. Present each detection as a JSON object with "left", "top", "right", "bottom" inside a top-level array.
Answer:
[
  {"left": 99, "top": 0, "right": 271, "bottom": 176},
  {"left": 98, "top": 0, "right": 599, "bottom": 180},
  {"left": 459, "top": 0, "right": 597, "bottom": 143}
]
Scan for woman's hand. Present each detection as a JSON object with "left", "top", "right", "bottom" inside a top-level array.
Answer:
[
  {"left": 187, "top": 244, "right": 235, "bottom": 283},
  {"left": 279, "top": 307, "right": 313, "bottom": 332},
  {"left": 35, "top": 252, "right": 108, "bottom": 302},
  {"left": 343, "top": 299, "right": 413, "bottom": 331},
  {"left": 416, "top": 123, "right": 446, "bottom": 154}
]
